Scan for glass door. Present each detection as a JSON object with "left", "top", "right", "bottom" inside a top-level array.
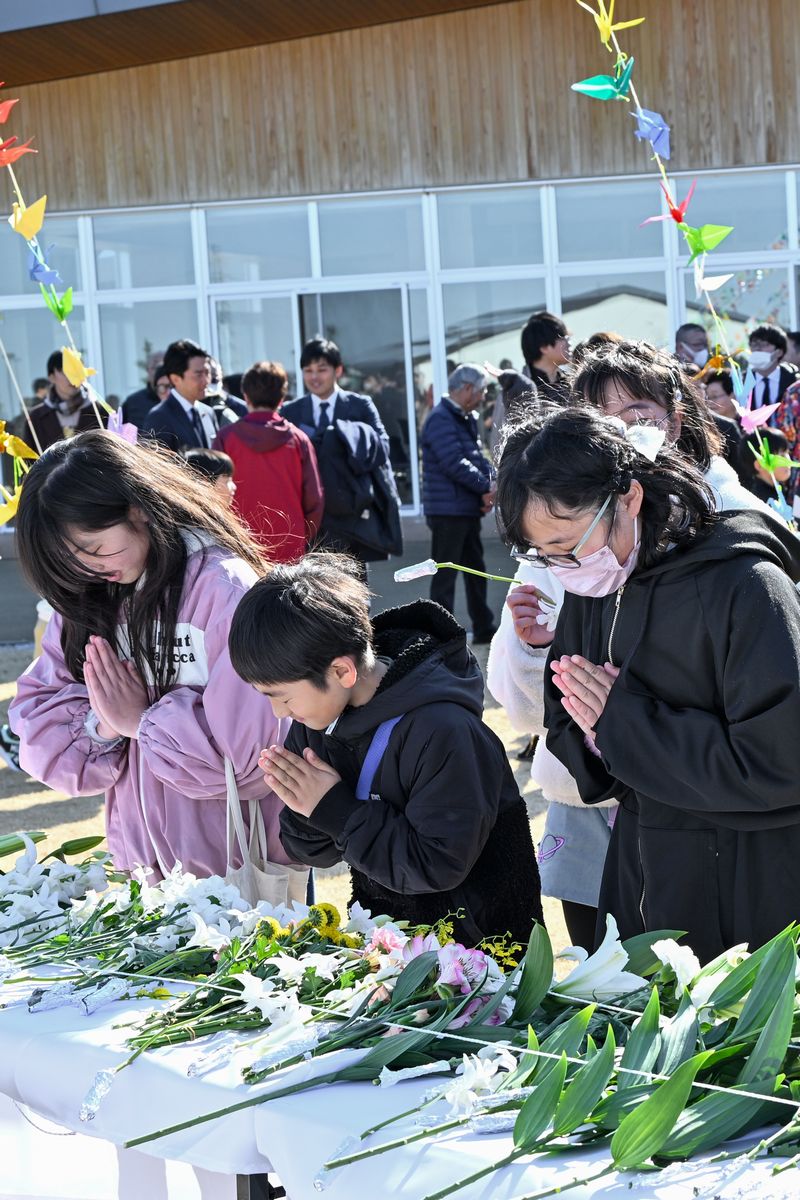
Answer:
[
  {"left": 212, "top": 294, "right": 298, "bottom": 394},
  {"left": 299, "top": 288, "right": 417, "bottom": 507}
]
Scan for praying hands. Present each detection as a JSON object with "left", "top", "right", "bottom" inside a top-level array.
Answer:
[
  {"left": 550, "top": 654, "right": 619, "bottom": 743},
  {"left": 83, "top": 635, "right": 149, "bottom": 740}
]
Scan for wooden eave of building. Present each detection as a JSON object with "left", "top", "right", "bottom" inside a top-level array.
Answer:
[{"left": 0, "top": 0, "right": 512, "bottom": 87}]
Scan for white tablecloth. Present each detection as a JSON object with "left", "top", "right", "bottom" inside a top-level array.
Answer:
[{"left": 0, "top": 977, "right": 793, "bottom": 1200}]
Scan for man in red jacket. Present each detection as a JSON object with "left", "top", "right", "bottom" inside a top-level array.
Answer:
[{"left": 212, "top": 361, "right": 324, "bottom": 562}]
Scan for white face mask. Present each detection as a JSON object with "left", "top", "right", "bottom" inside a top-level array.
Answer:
[
  {"left": 691, "top": 348, "right": 709, "bottom": 368},
  {"left": 748, "top": 350, "right": 774, "bottom": 372}
]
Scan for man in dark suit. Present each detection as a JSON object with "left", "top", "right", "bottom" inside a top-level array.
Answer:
[
  {"left": 280, "top": 336, "right": 401, "bottom": 565},
  {"left": 24, "top": 349, "right": 98, "bottom": 452},
  {"left": 141, "top": 339, "right": 219, "bottom": 454}
]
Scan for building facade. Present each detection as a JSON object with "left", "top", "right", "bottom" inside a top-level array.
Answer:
[{"left": 1, "top": 0, "right": 798, "bottom": 509}]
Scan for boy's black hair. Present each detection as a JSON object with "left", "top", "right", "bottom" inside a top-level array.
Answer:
[
  {"left": 704, "top": 370, "right": 734, "bottom": 395},
  {"left": 787, "top": 331, "right": 800, "bottom": 349},
  {"left": 299, "top": 336, "right": 343, "bottom": 370},
  {"left": 520, "top": 311, "right": 568, "bottom": 368},
  {"left": 183, "top": 448, "right": 234, "bottom": 482},
  {"left": 674, "top": 322, "right": 708, "bottom": 344},
  {"left": 46, "top": 350, "right": 63, "bottom": 375},
  {"left": 749, "top": 323, "right": 788, "bottom": 355},
  {"left": 32, "top": 376, "right": 49, "bottom": 392},
  {"left": 163, "top": 339, "right": 209, "bottom": 379},
  {"left": 229, "top": 552, "right": 372, "bottom": 690}
]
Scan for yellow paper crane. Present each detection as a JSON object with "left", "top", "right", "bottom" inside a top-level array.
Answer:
[
  {"left": 0, "top": 420, "right": 37, "bottom": 460},
  {"left": 8, "top": 193, "right": 47, "bottom": 241},
  {"left": 61, "top": 345, "right": 96, "bottom": 388},
  {"left": 0, "top": 482, "right": 22, "bottom": 525},
  {"left": 575, "top": 0, "right": 645, "bottom": 51}
]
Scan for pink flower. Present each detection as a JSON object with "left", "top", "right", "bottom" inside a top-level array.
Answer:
[
  {"left": 401, "top": 931, "right": 441, "bottom": 961},
  {"left": 436, "top": 944, "right": 488, "bottom": 996},
  {"left": 367, "top": 926, "right": 408, "bottom": 956}
]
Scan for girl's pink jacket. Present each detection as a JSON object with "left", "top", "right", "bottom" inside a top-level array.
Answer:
[{"left": 11, "top": 544, "right": 291, "bottom": 879}]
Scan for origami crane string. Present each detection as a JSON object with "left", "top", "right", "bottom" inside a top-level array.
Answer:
[
  {"left": 0, "top": 82, "right": 108, "bottom": 432},
  {"left": 572, "top": 3, "right": 793, "bottom": 521},
  {"left": 0, "top": 330, "right": 43, "bottom": 454}
]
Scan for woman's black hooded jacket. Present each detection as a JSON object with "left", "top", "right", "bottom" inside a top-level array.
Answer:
[
  {"left": 279, "top": 600, "right": 542, "bottom": 946},
  {"left": 543, "top": 510, "right": 800, "bottom": 962}
]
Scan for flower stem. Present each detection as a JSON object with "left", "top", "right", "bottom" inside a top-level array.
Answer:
[
  {"left": 505, "top": 1162, "right": 617, "bottom": 1200},
  {"left": 326, "top": 1116, "right": 468, "bottom": 1169},
  {"left": 422, "top": 1147, "right": 526, "bottom": 1200}
]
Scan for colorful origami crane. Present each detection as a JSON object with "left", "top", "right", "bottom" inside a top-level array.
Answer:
[
  {"left": 693, "top": 256, "right": 732, "bottom": 298},
  {"left": 575, "top": 1, "right": 645, "bottom": 51},
  {"left": 641, "top": 180, "right": 696, "bottom": 226},
  {"left": 8, "top": 193, "right": 46, "bottom": 241},
  {"left": 631, "top": 108, "right": 670, "bottom": 158},
  {"left": 768, "top": 493, "right": 794, "bottom": 524},
  {"left": 0, "top": 421, "right": 37, "bottom": 460},
  {"left": 41, "top": 284, "right": 73, "bottom": 323},
  {"left": 749, "top": 440, "right": 796, "bottom": 475},
  {"left": 680, "top": 221, "right": 734, "bottom": 263},
  {"left": 730, "top": 364, "right": 780, "bottom": 434},
  {"left": 28, "top": 245, "right": 63, "bottom": 288},
  {"left": 61, "top": 346, "right": 96, "bottom": 388},
  {"left": 571, "top": 54, "right": 634, "bottom": 101},
  {"left": 0, "top": 135, "right": 36, "bottom": 167},
  {"left": 106, "top": 409, "right": 138, "bottom": 445},
  {"left": 0, "top": 97, "right": 18, "bottom": 125},
  {"left": 0, "top": 483, "right": 22, "bottom": 525}
]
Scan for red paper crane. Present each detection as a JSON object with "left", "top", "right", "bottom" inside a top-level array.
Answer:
[
  {"left": 0, "top": 82, "right": 19, "bottom": 126},
  {"left": 641, "top": 179, "right": 696, "bottom": 227},
  {"left": 0, "top": 135, "right": 36, "bottom": 167}
]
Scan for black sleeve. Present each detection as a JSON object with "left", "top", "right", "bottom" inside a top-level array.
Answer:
[
  {"left": 277, "top": 723, "right": 344, "bottom": 868},
  {"left": 543, "top": 600, "right": 621, "bottom": 805},
  {"left": 305, "top": 707, "right": 505, "bottom": 895},
  {"left": 595, "top": 561, "right": 800, "bottom": 818}
]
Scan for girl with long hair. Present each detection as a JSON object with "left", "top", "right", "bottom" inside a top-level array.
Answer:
[
  {"left": 10, "top": 430, "right": 291, "bottom": 880},
  {"left": 495, "top": 405, "right": 800, "bottom": 962}
]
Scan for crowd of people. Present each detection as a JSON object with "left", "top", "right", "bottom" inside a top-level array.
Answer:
[{"left": 4, "top": 304, "right": 800, "bottom": 964}]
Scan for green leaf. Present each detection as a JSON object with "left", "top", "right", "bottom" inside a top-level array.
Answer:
[
  {"left": 656, "top": 992, "right": 699, "bottom": 1076},
  {"left": 552, "top": 1025, "right": 616, "bottom": 1136},
  {"left": 594, "top": 1083, "right": 656, "bottom": 1130},
  {"left": 49, "top": 835, "right": 106, "bottom": 858},
  {"left": 60, "top": 286, "right": 74, "bottom": 320},
  {"left": 611, "top": 1051, "right": 710, "bottom": 1170},
  {"left": 0, "top": 831, "right": 46, "bottom": 859},
  {"left": 737, "top": 972, "right": 796, "bottom": 1085},
  {"left": 500, "top": 1025, "right": 540, "bottom": 1091},
  {"left": 726, "top": 930, "right": 797, "bottom": 1046},
  {"left": 511, "top": 922, "right": 553, "bottom": 1025},
  {"left": 658, "top": 1078, "right": 780, "bottom": 1160},
  {"left": 705, "top": 933, "right": 787, "bottom": 1013},
  {"left": 513, "top": 1053, "right": 568, "bottom": 1150},
  {"left": 389, "top": 952, "right": 439, "bottom": 1008},
  {"left": 469, "top": 959, "right": 520, "bottom": 1027},
  {"left": 535, "top": 1004, "right": 596, "bottom": 1080},
  {"left": 621, "top": 930, "right": 687, "bottom": 977},
  {"left": 618, "top": 986, "right": 661, "bottom": 1089}
]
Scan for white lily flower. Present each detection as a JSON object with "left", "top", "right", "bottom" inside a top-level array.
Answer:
[
  {"left": 344, "top": 901, "right": 374, "bottom": 936},
  {"left": 556, "top": 914, "right": 648, "bottom": 1002},
  {"left": 183, "top": 911, "right": 234, "bottom": 952},
  {"left": 237, "top": 971, "right": 284, "bottom": 1020},
  {"left": 444, "top": 1048, "right": 514, "bottom": 1115},
  {"left": 652, "top": 939, "right": 701, "bottom": 998}
]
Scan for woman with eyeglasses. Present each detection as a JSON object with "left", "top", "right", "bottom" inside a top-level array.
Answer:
[
  {"left": 494, "top": 404, "right": 800, "bottom": 963},
  {"left": 487, "top": 341, "right": 770, "bottom": 950}
]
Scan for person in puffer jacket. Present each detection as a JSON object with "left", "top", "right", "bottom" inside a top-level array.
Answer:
[
  {"left": 229, "top": 551, "right": 543, "bottom": 948},
  {"left": 10, "top": 430, "right": 292, "bottom": 880}
]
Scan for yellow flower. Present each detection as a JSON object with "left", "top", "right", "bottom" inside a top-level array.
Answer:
[
  {"left": 258, "top": 916, "right": 284, "bottom": 939},
  {"left": 314, "top": 902, "right": 342, "bottom": 930},
  {"left": 8, "top": 194, "right": 47, "bottom": 240},
  {"left": 61, "top": 346, "right": 96, "bottom": 387},
  {"left": 0, "top": 483, "right": 22, "bottom": 524},
  {"left": 322, "top": 926, "right": 342, "bottom": 944},
  {"left": 340, "top": 933, "right": 362, "bottom": 950}
]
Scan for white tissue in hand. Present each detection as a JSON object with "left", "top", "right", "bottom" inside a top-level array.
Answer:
[
  {"left": 535, "top": 599, "right": 559, "bottom": 631},
  {"left": 394, "top": 559, "right": 438, "bottom": 583}
]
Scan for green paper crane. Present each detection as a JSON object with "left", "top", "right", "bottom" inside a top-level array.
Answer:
[
  {"left": 571, "top": 54, "right": 635, "bottom": 101},
  {"left": 749, "top": 439, "right": 797, "bottom": 476},
  {"left": 679, "top": 222, "right": 733, "bottom": 263},
  {"left": 40, "top": 283, "right": 73, "bottom": 323}
]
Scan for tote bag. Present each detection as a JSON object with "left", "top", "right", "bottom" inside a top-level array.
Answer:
[{"left": 224, "top": 758, "right": 310, "bottom": 909}]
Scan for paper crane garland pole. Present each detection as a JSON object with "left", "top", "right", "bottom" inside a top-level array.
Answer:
[
  {"left": 571, "top": 3, "right": 793, "bottom": 522},
  {"left": 0, "top": 81, "right": 110, "bottom": 433},
  {"left": 0, "top": 329, "right": 42, "bottom": 454}
]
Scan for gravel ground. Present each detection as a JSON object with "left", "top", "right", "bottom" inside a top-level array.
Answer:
[{"left": 0, "top": 642, "right": 569, "bottom": 953}]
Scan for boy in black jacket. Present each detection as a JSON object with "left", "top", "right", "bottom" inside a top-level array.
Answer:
[{"left": 228, "top": 552, "right": 542, "bottom": 947}]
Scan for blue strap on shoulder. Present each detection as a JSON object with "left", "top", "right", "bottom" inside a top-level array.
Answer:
[{"left": 355, "top": 715, "right": 405, "bottom": 801}]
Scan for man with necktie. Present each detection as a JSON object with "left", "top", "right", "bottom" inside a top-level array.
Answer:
[
  {"left": 753, "top": 323, "right": 800, "bottom": 499},
  {"left": 142, "top": 339, "right": 219, "bottom": 455}
]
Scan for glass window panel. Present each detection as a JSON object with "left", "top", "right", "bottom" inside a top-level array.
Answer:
[
  {"left": 93, "top": 211, "right": 194, "bottom": 289},
  {"left": 675, "top": 172, "right": 787, "bottom": 257},
  {"left": 443, "top": 278, "right": 547, "bottom": 448},
  {"left": 437, "top": 188, "right": 543, "bottom": 268},
  {"left": 299, "top": 288, "right": 413, "bottom": 504},
  {"left": 206, "top": 205, "right": 311, "bottom": 283},
  {"left": 215, "top": 297, "right": 296, "bottom": 395},
  {"left": 410, "top": 288, "right": 433, "bottom": 436},
  {"left": 683, "top": 267, "right": 790, "bottom": 355},
  {"left": 98, "top": 299, "right": 199, "bottom": 404},
  {"left": 560, "top": 272, "right": 669, "bottom": 348},
  {"left": 0, "top": 215, "right": 82, "bottom": 295},
  {"left": 318, "top": 198, "right": 424, "bottom": 275},
  {"left": 0, "top": 305, "right": 87, "bottom": 424},
  {"left": 556, "top": 181, "right": 663, "bottom": 261}
]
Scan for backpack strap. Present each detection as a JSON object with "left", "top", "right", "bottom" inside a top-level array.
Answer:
[{"left": 355, "top": 715, "right": 405, "bottom": 801}]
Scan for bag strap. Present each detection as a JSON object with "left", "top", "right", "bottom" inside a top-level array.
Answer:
[
  {"left": 355, "top": 715, "right": 405, "bottom": 801},
  {"left": 225, "top": 757, "right": 270, "bottom": 868}
]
